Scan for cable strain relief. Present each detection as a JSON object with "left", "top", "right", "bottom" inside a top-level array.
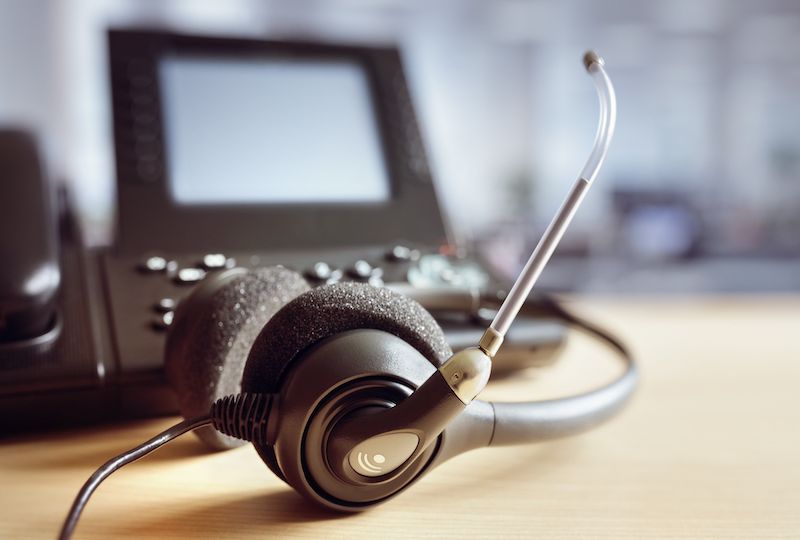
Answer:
[{"left": 210, "top": 393, "right": 275, "bottom": 445}]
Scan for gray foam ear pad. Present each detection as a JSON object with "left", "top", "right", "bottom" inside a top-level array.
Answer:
[
  {"left": 242, "top": 282, "right": 452, "bottom": 393},
  {"left": 241, "top": 281, "right": 452, "bottom": 479},
  {"left": 165, "top": 266, "right": 310, "bottom": 450}
]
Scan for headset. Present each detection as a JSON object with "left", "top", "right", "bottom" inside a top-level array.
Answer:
[{"left": 59, "top": 51, "right": 635, "bottom": 538}]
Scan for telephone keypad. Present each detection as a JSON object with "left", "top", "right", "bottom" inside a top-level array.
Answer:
[{"left": 124, "top": 245, "right": 492, "bottom": 338}]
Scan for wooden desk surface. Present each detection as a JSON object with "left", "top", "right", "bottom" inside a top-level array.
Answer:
[{"left": 2, "top": 297, "right": 799, "bottom": 539}]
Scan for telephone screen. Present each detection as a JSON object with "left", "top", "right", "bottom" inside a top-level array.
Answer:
[{"left": 159, "top": 56, "right": 390, "bottom": 205}]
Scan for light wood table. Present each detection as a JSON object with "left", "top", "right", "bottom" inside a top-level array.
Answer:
[{"left": 2, "top": 297, "right": 799, "bottom": 539}]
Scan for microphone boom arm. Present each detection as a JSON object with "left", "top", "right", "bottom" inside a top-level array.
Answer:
[{"left": 479, "top": 50, "right": 617, "bottom": 357}]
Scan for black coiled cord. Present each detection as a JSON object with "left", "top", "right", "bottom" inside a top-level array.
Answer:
[{"left": 210, "top": 392, "right": 274, "bottom": 445}]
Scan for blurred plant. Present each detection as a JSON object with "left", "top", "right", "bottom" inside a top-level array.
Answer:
[{"left": 503, "top": 167, "right": 538, "bottom": 222}]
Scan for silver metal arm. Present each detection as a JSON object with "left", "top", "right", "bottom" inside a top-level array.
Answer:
[{"left": 480, "top": 51, "right": 617, "bottom": 357}]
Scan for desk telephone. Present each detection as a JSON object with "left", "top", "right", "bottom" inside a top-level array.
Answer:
[{"left": 0, "top": 30, "right": 566, "bottom": 431}]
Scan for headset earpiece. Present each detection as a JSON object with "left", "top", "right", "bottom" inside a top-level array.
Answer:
[
  {"left": 164, "top": 266, "right": 309, "bottom": 450},
  {"left": 240, "top": 282, "right": 454, "bottom": 500}
]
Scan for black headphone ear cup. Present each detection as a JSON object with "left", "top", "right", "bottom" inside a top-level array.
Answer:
[
  {"left": 165, "top": 266, "right": 310, "bottom": 450},
  {"left": 240, "top": 282, "right": 452, "bottom": 480}
]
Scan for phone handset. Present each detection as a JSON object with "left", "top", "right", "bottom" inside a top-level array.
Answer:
[{"left": 0, "top": 129, "right": 61, "bottom": 346}]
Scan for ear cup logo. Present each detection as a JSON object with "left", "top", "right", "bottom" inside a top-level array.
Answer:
[
  {"left": 348, "top": 432, "right": 420, "bottom": 477},
  {"left": 356, "top": 452, "right": 386, "bottom": 474}
]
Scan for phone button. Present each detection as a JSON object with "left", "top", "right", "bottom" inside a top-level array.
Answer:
[
  {"left": 174, "top": 267, "right": 206, "bottom": 284},
  {"left": 140, "top": 256, "right": 167, "bottom": 273},
  {"left": 151, "top": 311, "right": 174, "bottom": 331},
  {"left": 305, "top": 262, "right": 333, "bottom": 281},
  {"left": 201, "top": 253, "right": 231, "bottom": 270},
  {"left": 155, "top": 298, "right": 176, "bottom": 313},
  {"left": 385, "top": 245, "right": 420, "bottom": 262},
  {"left": 347, "top": 260, "right": 375, "bottom": 280}
]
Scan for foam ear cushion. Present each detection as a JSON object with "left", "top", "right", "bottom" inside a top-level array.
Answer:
[
  {"left": 165, "top": 266, "right": 310, "bottom": 450},
  {"left": 241, "top": 281, "right": 452, "bottom": 478}
]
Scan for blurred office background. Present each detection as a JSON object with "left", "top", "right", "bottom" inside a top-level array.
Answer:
[{"left": 0, "top": 0, "right": 798, "bottom": 293}]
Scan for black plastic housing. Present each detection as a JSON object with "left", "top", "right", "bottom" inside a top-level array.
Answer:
[{"left": 262, "top": 329, "right": 494, "bottom": 511}]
